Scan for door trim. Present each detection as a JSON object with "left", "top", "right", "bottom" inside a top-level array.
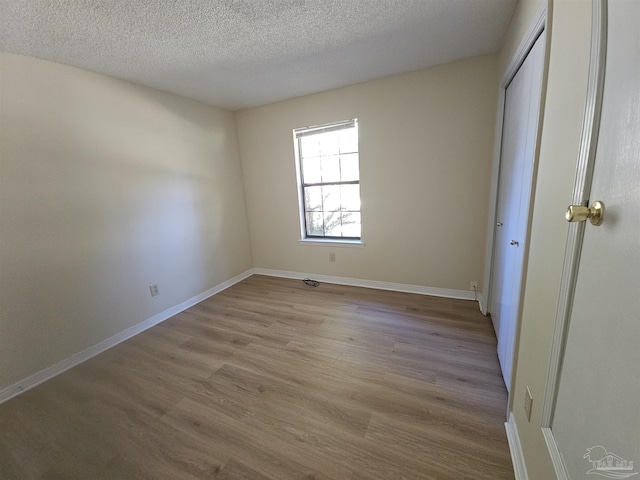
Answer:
[
  {"left": 540, "top": 1, "right": 607, "bottom": 477},
  {"left": 482, "top": 4, "right": 548, "bottom": 316}
]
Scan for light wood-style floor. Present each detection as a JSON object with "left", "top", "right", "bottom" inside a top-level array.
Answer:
[{"left": 0, "top": 275, "right": 514, "bottom": 479}]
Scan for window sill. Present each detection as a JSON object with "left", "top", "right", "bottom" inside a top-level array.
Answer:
[{"left": 298, "top": 238, "right": 365, "bottom": 248}]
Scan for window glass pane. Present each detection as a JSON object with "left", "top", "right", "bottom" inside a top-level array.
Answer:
[
  {"left": 320, "top": 130, "right": 340, "bottom": 156},
  {"left": 342, "top": 212, "right": 361, "bottom": 237},
  {"left": 340, "top": 153, "right": 359, "bottom": 182},
  {"left": 322, "top": 185, "right": 341, "bottom": 211},
  {"left": 339, "top": 128, "right": 358, "bottom": 154},
  {"left": 304, "top": 186, "right": 323, "bottom": 211},
  {"left": 302, "top": 157, "right": 321, "bottom": 184},
  {"left": 300, "top": 135, "right": 320, "bottom": 158},
  {"left": 324, "top": 211, "right": 342, "bottom": 237},
  {"left": 321, "top": 155, "right": 340, "bottom": 183},
  {"left": 306, "top": 212, "right": 324, "bottom": 236},
  {"left": 341, "top": 184, "right": 360, "bottom": 211}
]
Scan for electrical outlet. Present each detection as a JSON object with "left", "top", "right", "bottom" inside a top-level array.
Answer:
[
  {"left": 470, "top": 281, "right": 478, "bottom": 291},
  {"left": 149, "top": 284, "right": 160, "bottom": 297},
  {"left": 524, "top": 386, "right": 533, "bottom": 421},
  {"left": 329, "top": 252, "right": 336, "bottom": 262}
]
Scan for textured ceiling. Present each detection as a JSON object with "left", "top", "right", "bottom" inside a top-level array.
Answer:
[{"left": 0, "top": 0, "right": 516, "bottom": 110}]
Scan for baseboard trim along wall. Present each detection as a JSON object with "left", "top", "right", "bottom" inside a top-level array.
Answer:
[
  {"left": 0, "top": 269, "right": 254, "bottom": 405},
  {"left": 1, "top": 268, "right": 484, "bottom": 404},
  {"left": 505, "top": 412, "right": 528, "bottom": 479},
  {"left": 478, "top": 295, "right": 487, "bottom": 314},
  {"left": 254, "top": 268, "right": 483, "bottom": 304}
]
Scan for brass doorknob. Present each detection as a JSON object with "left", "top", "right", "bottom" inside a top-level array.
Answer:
[{"left": 566, "top": 201, "right": 604, "bottom": 226}]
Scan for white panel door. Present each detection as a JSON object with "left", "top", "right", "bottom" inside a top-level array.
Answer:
[
  {"left": 551, "top": 0, "right": 640, "bottom": 476},
  {"left": 491, "top": 33, "right": 545, "bottom": 391}
]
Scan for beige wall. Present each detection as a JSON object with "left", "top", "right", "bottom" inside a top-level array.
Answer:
[
  {"left": 498, "top": 0, "right": 547, "bottom": 78},
  {"left": 503, "top": 1, "right": 592, "bottom": 478},
  {"left": 236, "top": 55, "right": 498, "bottom": 292},
  {"left": 0, "top": 53, "right": 253, "bottom": 390}
]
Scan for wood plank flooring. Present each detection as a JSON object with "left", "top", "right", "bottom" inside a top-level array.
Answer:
[{"left": 0, "top": 275, "right": 514, "bottom": 479}]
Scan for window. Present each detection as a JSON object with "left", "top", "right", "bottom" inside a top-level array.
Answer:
[{"left": 294, "top": 119, "right": 361, "bottom": 240}]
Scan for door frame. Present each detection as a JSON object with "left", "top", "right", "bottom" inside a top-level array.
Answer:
[
  {"left": 481, "top": 3, "right": 548, "bottom": 402},
  {"left": 540, "top": 1, "right": 607, "bottom": 477}
]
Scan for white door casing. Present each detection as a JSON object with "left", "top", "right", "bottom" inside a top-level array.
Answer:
[{"left": 542, "top": 0, "right": 640, "bottom": 478}]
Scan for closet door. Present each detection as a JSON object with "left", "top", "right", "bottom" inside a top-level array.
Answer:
[{"left": 490, "top": 33, "right": 545, "bottom": 391}]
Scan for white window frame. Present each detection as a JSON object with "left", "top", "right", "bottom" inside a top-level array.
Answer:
[{"left": 293, "top": 119, "right": 363, "bottom": 245}]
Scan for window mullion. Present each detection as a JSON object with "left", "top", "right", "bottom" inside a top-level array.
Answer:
[{"left": 302, "top": 180, "right": 359, "bottom": 188}]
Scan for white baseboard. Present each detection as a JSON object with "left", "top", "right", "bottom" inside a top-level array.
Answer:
[
  {"left": 478, "top": 293, "right": 487, "bottom": 315},
  {"left": 254, "top": 268, "right": 478, "bottom": 301},
  {"left": 0, "top": 269, "right": 254, "bottom": 405},
  {"left": 0, "top": 268, "right": 481, "bottom": 404},
  {"left": 505, "top": 412, "right": 528, "bottom": 480}
]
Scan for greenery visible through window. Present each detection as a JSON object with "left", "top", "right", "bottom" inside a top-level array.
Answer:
[{"left": 294, "top": 119, "right": 361, "bottom": 239}]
